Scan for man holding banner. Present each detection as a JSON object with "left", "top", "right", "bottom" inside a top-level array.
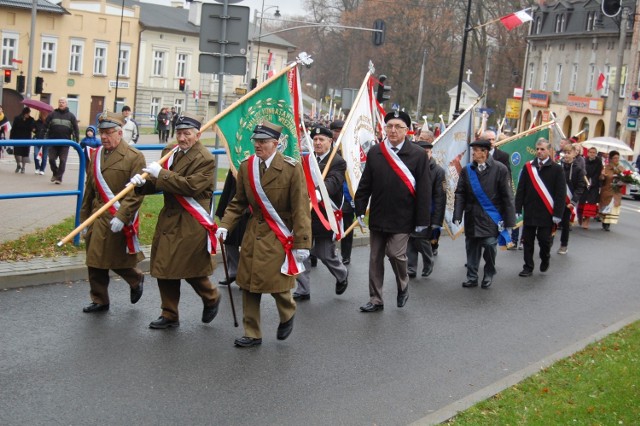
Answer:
[{"left": 355, "top": 111, "right": 431, "bottom": 312}]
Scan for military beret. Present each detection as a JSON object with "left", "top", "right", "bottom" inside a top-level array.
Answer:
[
  {"left": 417, "top": 140, "right": 433, "bottom": 149},
  {"left": 251, "top": 120, "right": 282, "bottom": 140},
  {"left": 330, "top": 120, "right": 344, "bottom": 130},
  {"left": 384, "top": 110, "right": 411, "bottom": 128},
  {"left": 311, "top": 126, "right": 333, "bottom": 139},
  {"left": 175, "top": 112, "right": 203, "bottom": 130},
  {"left": 98, "top": 111, "right": 125, "bottom": 129},
  {"left": 469, "top": 139, "right": 491, "bottom": 150}
]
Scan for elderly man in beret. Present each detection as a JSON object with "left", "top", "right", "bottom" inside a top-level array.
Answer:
[
  {"left": 354, "top": 110, "right": 432, "bottom": 312},
  {"left": 453, "top": 139, "right": 515, "bottom": 289},
  {"left": 80, "top": 111, "right": 146, "bottom": 313},
  {"left": 131, "top": 112, "right": 222, "bottom": 329},
  {"left": 217, "top": 120, "right": 311, "bottom": 347},
  {"left": 294, "top": 125, "right": 349, "bottom": 301}
]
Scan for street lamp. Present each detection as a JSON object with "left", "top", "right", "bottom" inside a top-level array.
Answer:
[{"left": 248, "top": 2, "right": 280, "bottom": 89}]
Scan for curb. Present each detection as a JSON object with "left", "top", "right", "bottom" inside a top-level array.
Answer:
[{"left": 0, "top": 235, "right": 370, "bottom": 290}]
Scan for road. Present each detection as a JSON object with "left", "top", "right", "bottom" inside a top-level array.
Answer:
[{"left": 1, "top": 202, "right": 639, "bottom": 425}]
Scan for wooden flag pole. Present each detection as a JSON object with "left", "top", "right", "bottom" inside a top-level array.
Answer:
[
  {"left": 494, "top": 121, "right": 555, "bottom": 148},
  {"left": 56, "top": 146, "right": 179, "bottom": 247}
]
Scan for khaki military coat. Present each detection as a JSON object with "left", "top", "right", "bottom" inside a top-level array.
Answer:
[
  {"left": 138, "top": 142, "right": 216, "bottom": 279},
  {"left": 220, "top": 152, "right": 311, "bottom": 293},
  {"left": 81, "top": 141, "right": 146, "bottom": 269}
]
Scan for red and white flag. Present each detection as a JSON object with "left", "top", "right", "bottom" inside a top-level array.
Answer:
[
  {"left": 596, "top": 69, "right": 606, "bottom": 91},
  {"left": 500, "top": 9, "right": 533, "bottom": 30}
]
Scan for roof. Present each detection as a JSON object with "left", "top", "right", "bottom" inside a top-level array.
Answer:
[
  {"left": 447, "top": 80, "right": 482, "bottom": 97},
  {"left": 0, "top": 0, "right": 68, "bottom": 14}
]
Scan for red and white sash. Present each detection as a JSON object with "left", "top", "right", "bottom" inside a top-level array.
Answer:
[
  {"left": 565, "top": 184, "right": 575, "bottom": 221},
  {"left": 248, "top": 155, "right": 304, "bottom": 276},
  {"left": 380, "top": 141, "right": 416, "bottom": 197},
  {"left": 162, "top": 149, "right": 218, "bottom": 254},
  {"left": 301, "top": 154, "right": 341, "bottom": 238},
  {"left": 525, "top": 161, "right": 554, "bottom": 215},
  {"left": 92, "top": 146, "right": 140, "bottom": 254}
]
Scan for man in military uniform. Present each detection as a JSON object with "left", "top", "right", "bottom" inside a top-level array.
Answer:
[
  {"left": 80, "top": 111, "right": 146, "bottom": 313},
  {"left": 130, "top": 113, "right": 221, "bottom": 329},
  {"left": 355, "top": 110, "right": 432, "bottom": 312},
  {"left": 217, "top": 121, "right": 311, "bottom": 347},
  {"left": 294, "top": 126, "right": 348, "bottom": 300}
]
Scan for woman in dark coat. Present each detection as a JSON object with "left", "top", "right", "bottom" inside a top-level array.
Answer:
[
  {"left": 10, "top": 107, "right": 36, "bottom": 173},
  {"left": 577, "top": 147, "right": 603, "bottom": 229}
]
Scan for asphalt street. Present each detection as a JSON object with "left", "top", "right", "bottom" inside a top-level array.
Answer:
[{"left": 1, "top": 202, "right": 639, "bottom": 425}]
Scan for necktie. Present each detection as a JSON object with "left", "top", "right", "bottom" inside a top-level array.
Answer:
[
  {"left": 171, "top": 150, "right": 183, "bottom": 170},
  {"left": 478, "top": 163, "right": 486, "bottom": 172},
  {"left": 260, "top": 160, "right": 267, "bottom": 177},
  {"left": 391, "top": 147, "right": 398, "bottom": 153}
]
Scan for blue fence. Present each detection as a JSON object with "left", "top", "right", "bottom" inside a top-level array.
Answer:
[{"left": 1, "top": 140, "right": 227, "bottom": 246}]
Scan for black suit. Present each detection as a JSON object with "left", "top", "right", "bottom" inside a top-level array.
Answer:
[{"left": 492, "top": 148, "right": 511, "bottom": 176}]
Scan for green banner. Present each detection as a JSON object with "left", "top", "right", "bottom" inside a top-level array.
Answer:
[{"left": 214, "top": 71, "right": 300, "bottom": 172}]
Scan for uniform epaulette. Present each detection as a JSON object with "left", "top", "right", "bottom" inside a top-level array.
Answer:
[{"left": 283, "top": 155, "right": 298, "bottom": 166}]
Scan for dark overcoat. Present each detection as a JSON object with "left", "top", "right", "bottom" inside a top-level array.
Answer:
[
  {"left": 579, "top": 158, "right": 603, "bottom": 204},
  {"left": 220, "top": 152, "right": 311, "bottom": 293},
  {"left": 515, "top": 158, "right": 566, "bottom": 226},
  {"left": 81, "top": 141, "right": 146, "bottom": 269},
  {"left": 430, "top": 158, "right": 447, "bottom": 227},
  {"left": 453, "top": 157, "right": 515, "bottom": 238},
  {"left": 312, "top": 153, "right": 346, "bottom": 237},
  {"left": 138, "top": 142, "right": 216, "bottom": 279},
  {"left": 354, "top": 140, "right": 432, "bottom": 233}
]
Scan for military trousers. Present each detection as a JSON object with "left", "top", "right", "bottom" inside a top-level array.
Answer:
[
  {"left": 242, "top": 290, "right": 296, "bottom": 339},
  {"left": 88, "top": 266, "right": 143, "bottom": 305},
  {"left": 295, "top": 237, "right": 348, "bottom": 296},
  {"left": 157, "top": 277, "right": 220, "bottom": 321},
  {"left": 368, "top": 230, "right": 409, "bottom": 306}
]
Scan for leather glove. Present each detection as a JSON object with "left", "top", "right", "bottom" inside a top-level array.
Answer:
[
  {"left": 143, "top": 162, "right": 162, "bottom": 178},
  {"left": 294, "top": 249, "right": 310, "bottom": 262},
  {"left": 315, "top": 189, "right": 322, "bottom": 201},
  {"left": 130, "top": 174, "right": 146, "bottom": 187},
  {"left": 110, "top": 217, "right": 125, "bottom": 233},
  {"left": 357, "top": 215, "right": 367, "bottom": 228},
  {"left": 216, "top": 227, "right": 228, "bottom": 242},
  {"left": 453, "top": 220, "right": 461, "bottom": 226},
  {"left": 552, "top": 216, "right": 562, "bottom": 225}
]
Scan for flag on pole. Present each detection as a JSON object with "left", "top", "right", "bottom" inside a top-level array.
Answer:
[
  {"left": 500, "top": 9, "right": 533, "bottom": 30},
  {"left": 596, "top": 69, "right": 606, "bottom": 91},
  {"left": 214, "top": 66, "right": 302, "bottom": 173}
]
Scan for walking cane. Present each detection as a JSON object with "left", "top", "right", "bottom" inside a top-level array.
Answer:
[{"left": 219, "top": 237, "right": 239, "bottom": 327}]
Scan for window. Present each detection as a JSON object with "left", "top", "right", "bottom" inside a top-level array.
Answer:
[
  {"left": 586, "top": 11, "right": 596, "bottom": 31},
  {"left": 117, "top": 45, "right": 131, "bottom": 77},
  {"left": 586, "top": 64, "right": 595, "bottom": 93},
  {"left": 555, "top": 14, "right": 566, "bottom": 33},
  {"left": 541, "top": 63, "right": 548, "bottom": 90},
  {"left": 212, "top": 72, "right": 219, "bottom": 82},
  {"left": 174, "top": 98, "right": 183, "bottom": 114},
  {"left": 93, "top": 42, "right": 108, "bottom": 75},
  {"left": 618, "top": 66, "right": 627, "bottom": 98},
  {"left": 604, "top": 64, "right": 611, "bottom": 96},
  {"left": 152, "top": 51, "right": 165, "bottom": 76},
  {"left": 69, "top": 40, "right": 84, "bottom": 73},
  {"left": 176, "top": 53, "right": 187, "bottom": 78},
  {"left": 527, "top": 62, "right": 535, "bottom": 90},
  {"left": 150, "top": 97, "right": 160, "bottom": 117},
  {"left": 1, "top": 32, "right": 19, "bottom": 68},
  {"left": 554, "top": 64, "right": 563, "bottom": 92},
  {"left": 41, "top": 37, "right": 58, "bottom": 71},
  {"left": 67, "top": 95, "right": 79, "bottom": 117},
  {"left": 535, "top": 17, "right": 542, "bottom": 34},
  {"left": 569, "top": 63, "right": 578, "bottom": 93},
  {"left": 261, "top": 62, "right": 270, "bottom": 82}
]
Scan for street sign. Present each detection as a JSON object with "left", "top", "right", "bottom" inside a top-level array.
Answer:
[
  {"left": 505, "top": 98, "right": 521, "bottom": 119},
  {"left": 199, "top": 54, "right": 247, "bottom": 76},
  {"left": 626, "top": 118, "right": 637, "bottom": 130},
  {"left": 199, "top": 4, "right": 250, "bottom": 56}
]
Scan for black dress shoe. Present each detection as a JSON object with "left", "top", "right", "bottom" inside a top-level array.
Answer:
[
  {"left": 342, "top": 258, "right": 350, "bottom": 265},
  {"left": 360, "top": 302, "right": 384, "bottom": 312},
  {"left": 462, "top": 280, "right": 478, "bottom": 288},
  {"left": 540, "top": 258, "right": 550, "bottom": 272},
  {"left": 149, "top": 316, "right": 180, "bottom": 329},
  {"left": 335, "top": 278, "right": 348, "bottom": 295},
  {"left": 202, "top": 296, "right": 222, "bottom": 323},
  {"left": 519, "top": 269, "right": 533, "bottom": 277},
  {"left": 130, "top": 274, "right": 144, "bottom": 304},
  {"left": 277, "top": 315, "right": 295, "bottom": 340},
  {"left": 422, "top": 267, "right": 433, "bottom": 277},
  {"left": 234, "top": 336, "right": 262, "bottom": 347},
  {"left": 82, "top": 303, "right": 109, "bottom": 313},
  {"left": 292, "top": 292, "right": 310, "bottom": 301},
  {"left": 397, "top": 287, "right": 409, "bottom": 307},
  {"left": 218, "top": 276, "right": 236, "bottom": 285},
  {"left": 481, "top": 278, "right": 492, "bottom": 289},
  {"left": 408, "top": 272, "right": 417, "bottom": 279},
  {"left": 310, "top": 255, "right": 318, "bottom": 267}
]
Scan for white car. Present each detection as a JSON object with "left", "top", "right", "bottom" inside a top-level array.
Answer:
[{"left": 619, "top": 158, "right": 640, "bottom": 200}]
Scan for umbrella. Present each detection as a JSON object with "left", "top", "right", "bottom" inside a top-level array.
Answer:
[
  {"left": 581, "top": 136, "right": 634, "bottom": 156},
  {"left": 21, "top": 98, "right": 53, "bottom": 113}
]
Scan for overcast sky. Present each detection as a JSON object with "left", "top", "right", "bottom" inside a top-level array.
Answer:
[{"left": 142, "top": 0, "right": 308, "bottom": 20}]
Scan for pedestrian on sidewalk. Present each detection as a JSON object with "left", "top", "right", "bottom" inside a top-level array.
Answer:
[
  {"left": 577, "top": 147, "right": 603, "bottom": 229},
  {"left": 45, "top": 97, "right": 80, "bottom": 184},
  {"left": 121, "top": 105, "right": 139, "bottom": 145},
  {"left": 10, "top": 107, "right": 36, "bottom": 174},
  {"left": 80, "top": 112, "right": 146, "bottom": 314},
  {"left": 131, "top": 112, "right": 222, "bottom": 330},
  {"left": 557, "top": 145, "right": 586, "bottom": 255},
  {"left": 33, "top": 110, "right": 49, "bottom": 175}
]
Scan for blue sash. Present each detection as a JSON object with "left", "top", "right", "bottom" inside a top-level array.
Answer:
[{"left": 467, "top": 164, "right": 511, "bottom": 247}]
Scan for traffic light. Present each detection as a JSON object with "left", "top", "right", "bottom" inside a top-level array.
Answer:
[
  {"left": 179, "top": 78, "right": 186, "bottom": 91},
  {"left": 373, "top": 19, "right": 386, "bottom": 46},
  {"left": 16, "top": 74, "right": 25, "bottom": 93},
  {"left": 376, "top": 75, "right": 391, "bottom": 104},
  {"left": 3, "top": 69, "right": 11, "bottom": 83},
  {"left": 35, "top": 76, "right": 44, "bottom": 94},
  {"left": 602, "top": 0, "right": 621, "bottom": 17}
]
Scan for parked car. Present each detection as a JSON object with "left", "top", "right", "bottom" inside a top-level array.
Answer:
[{"left": 619, "top": 158, "right": 640, "bottom": 200}]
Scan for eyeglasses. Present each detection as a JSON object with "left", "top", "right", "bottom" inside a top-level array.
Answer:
[
  {"left": 385, "top": 124, "right": 408, "bottom": 131},
  {"left": 99, "top": 129, "right": 118, "bottom": 136}
]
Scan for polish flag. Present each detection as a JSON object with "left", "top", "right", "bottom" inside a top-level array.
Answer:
[
  {"left": 500, "top": 9, "right": 533, "bottom": 30},
  {"left": 596, "top": 70, "right": 606, "bottom": 91}
]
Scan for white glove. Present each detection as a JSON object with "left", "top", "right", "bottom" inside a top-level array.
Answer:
[
  {"left": 216, "top": 227, "right": 228, "bottom": 242},
  {"left": 350, "top": 200, "right": 355, "bottom": 208},
  {"left": 415, "top": 226, "right": 428, "bottom": 232},
  {"left": 143, "top": 162, "right": 162, "bottom": 178},
  {"left": 315, "top": 189, "right": 322, "bottom": 201},
  {"left": 357, "top": 215, "right": 367, "bottom": 228},
  {"left": 130, "top": 174, "right": 146, "bottom": 187},
  {"left": 552, "top": 216, "right": 562, "bottom": 225},
  {"left": 80, "top": 228, "right": 88, "bottom": 238},
  {"left": 453, "top": 220, "right": 461, "bottom": 226},
  {"left": 506, "top": 227, "right": 513, "bottom": 233},
  {"left": 294, "top": 249, "right": 310, "bottom": 262},
  {"left": 110, "top": 217, "right": 125, "bottom": 233}
]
